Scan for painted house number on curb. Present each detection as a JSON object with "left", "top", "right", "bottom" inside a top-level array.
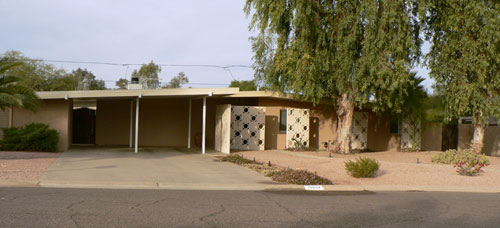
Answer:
[{"left": 304, "top": 185, "right": 324, "bottom": 191}]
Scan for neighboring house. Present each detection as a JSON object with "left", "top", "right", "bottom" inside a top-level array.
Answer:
[{"left": 0, "top": 88, "right": 441, "bottom": 153}]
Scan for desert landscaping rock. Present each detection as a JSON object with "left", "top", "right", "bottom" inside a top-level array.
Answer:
[
  {"left": 237, "top": 150, "right": 500, "bottom": 188},
  {"left": 0, "top": 152, "right": 58, "bottom": 183}
]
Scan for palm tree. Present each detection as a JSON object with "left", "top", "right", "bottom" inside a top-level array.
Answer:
[{"left": 0, "top": 58, "right": 40, "bottom": 111}]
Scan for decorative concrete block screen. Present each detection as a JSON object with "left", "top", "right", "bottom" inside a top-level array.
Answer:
[
  {"left": 230, "top": 106, "right": 266, "bottom": 151},
  {"left": 400, "top": 119, "right": 421, "bottom": 151},
  {"left": 286, "top": 108, "right": 310, "bottom": 149},
  {"left": 351, "top": 112, "right": 368, "bottom": 150}
]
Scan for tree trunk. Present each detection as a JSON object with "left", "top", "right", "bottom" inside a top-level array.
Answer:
[
  {"left": 334, "top": 93, "right": 354, "bottom": 154},
  {"left": 471, "top": 113, "right": 486, "bottom": 154}
]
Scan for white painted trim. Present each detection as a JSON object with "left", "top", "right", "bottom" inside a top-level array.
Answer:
[
  {"left": 202, "top": 97, "right": 206, "bottom": 154},
  {"left": 187, "top": 99, "right": 192, "bottom": 149},
  {"left": 135, "top": 98, "right": 140, "bottom": 153},
  {"left": 129, "top": 100, "right": 133, "bottom": 148}
]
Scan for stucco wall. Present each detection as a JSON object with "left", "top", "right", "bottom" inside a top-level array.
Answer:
[
  {"left": 96, "top": 97, "right": 260, "bottom": 149},
  {"left": 421, "top": 123, "right": 442, "bottom": 151},
  {"left": 258, "top": 98, "right": 337, "bottom": 150},
  {"left": 0, "top": 109, "right": 10, "bottom": 138},
  {"left": 96, "top": 99, "right": 133, "bottom": 146},
  {"left": 458, "top": 124, "right": 500, "bottom": 156},
  {"left": 458, "top": 124, "right": 474, "bottom": 151},
  {"left": 11, "top": 99, "right": 73, "bottom": 152},
  {"left": 366, "top": 112, "right": 395, "bottom": 151},
  {"left": 97, "top": 98, "right": 192, "bottom": 147}
]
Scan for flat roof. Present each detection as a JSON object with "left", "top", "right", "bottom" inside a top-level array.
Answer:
[{"left": 36, "top": 88, "right": 240, "bottom": 99}]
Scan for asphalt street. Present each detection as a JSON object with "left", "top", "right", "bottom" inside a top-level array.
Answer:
[{"left": 0, "top": 187, "right": 499, "bottom": 228}]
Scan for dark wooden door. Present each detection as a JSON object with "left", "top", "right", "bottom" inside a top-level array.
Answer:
[{"left": 73, "top": 108, "right": 96, "bottom": 144}]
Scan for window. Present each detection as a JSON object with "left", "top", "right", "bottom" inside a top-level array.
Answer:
[
  {"left": 280, "top": 109, "right": 287, "bottom": 132},
  {"left": 390, "top": 118, "right": 399, "bottom": 134}
]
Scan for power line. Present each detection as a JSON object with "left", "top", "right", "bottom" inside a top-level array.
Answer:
[{"left": 7, "top": 57, "right": 253, "bottom": 69}]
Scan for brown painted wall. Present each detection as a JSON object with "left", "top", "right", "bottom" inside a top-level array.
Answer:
[
  {"left": 458, "top": 124, "right": 474, "bottom": 151},
  {"left": 95, "top": 96, "right": 395, "bottom": 152},
  {"left": 458, "top": 124, "right": 500, "bottom": 156},
  {"left": 96, "top": 97, "right": 259, "bottom": 148},
  {"left": 11, "top": 99, "right": 73, "bottom": 152},
  {"left": 421, "top": 123, "right": 442, "bottom": 151},
  {"left": 257, "top": 98, "right": 337, "bottom": 150},
  {"left": 96, "top": 99, "right": 133, "bottom": 146},
  {"left": 366, "top": 113, "right": 398, "bottom": 151}
]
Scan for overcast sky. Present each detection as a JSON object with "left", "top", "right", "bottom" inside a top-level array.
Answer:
[{"left": 0, "top": 0, "right": 433, "bottom": 90}]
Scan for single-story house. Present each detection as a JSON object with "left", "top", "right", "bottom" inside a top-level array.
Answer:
[{"left": 0, "top": 87, "right": 443, "bottom": 153}]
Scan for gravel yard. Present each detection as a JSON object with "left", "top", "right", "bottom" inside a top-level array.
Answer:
[
  {"left": 237, "top": 150, "right": 500, "bottom": 187},
  {"left": 0, "top": 152, "right": 59, "bottom": 183}
]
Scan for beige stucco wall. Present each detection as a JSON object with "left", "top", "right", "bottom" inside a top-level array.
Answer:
[
  {"left": 458, "top": 124, "right": 500, "bottom": 156},
  {"left": 97, "top": 98, "right": 192, "bottom": 147},
  {"left": 366, "top": 113, "right": 395, "bottom": 151},
  {"left": 10, "top": 99, "right": 73, "bottom": 152},
  {"left": 257, "top": 98, "right": 337, "bottom": 150},
  {"left": 0, "top": 109, "right": 10, "bottom": 138},
  {"left": 421, "top": 123, "right": 442, "bottom": 151},
  {"left": 458, "top": 124, "right": 474, "bottom": 151},
  {"left": 96, "top": 99, "right": 132, "bottom": 146}
]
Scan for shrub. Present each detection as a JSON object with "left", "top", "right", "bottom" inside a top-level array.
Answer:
[
  {"left": 1, "top": 123, "right": 59, "bottom": 152},
  {"left": 344, "top": 157, "right": 380, "bottom": 178},
  {"left": 454, "top": 158, "right": 488, "bottom": 176},
  {"left": 220, "top": 154, "right": 257, "bottom": 165},
  {"left": 267, "top": 169, "right": 333, "bottom": 185},
  {"left": 432, "top": 149, "right": 490, "bottom": 166}
]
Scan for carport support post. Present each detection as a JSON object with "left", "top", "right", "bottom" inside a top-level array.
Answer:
[
  {"left": 135, "top": 97, "right": 140, "bottom": 153},
  {"left": 202, "top": 97, "right": 206, "bottom": 154},
  {"left": 129, "top": 100, "right": 133, "bottom": 148},
  {"left": 187, "top": 99, "right": 192, "bottom": 149}
]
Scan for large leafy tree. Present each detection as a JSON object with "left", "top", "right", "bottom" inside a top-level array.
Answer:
[
  {"left": 0, "top": 58, "right": 40, "bottom": 111},
  {"left": 245, "top": 0, "right": 422, "bottom": 153},
  {"left": 132, "top": 61, "right": 161, "bottom": 89},
  {"left": 2, "top": 51, "right": 66, "bottom": 91},
  {"left": 163, "top": 72, "right": 189, "bottom": 88},
  {"left": 229, "top": 80, "right": 257, "bottom": 91},
  {"left": 115, "top": 78, "right": 129, "bottom": 90},
  {"left": 422, "top": 1, "right": 500, "bottom": 154},
  {"left": 1, "top": 51, "right": 106, "bottom": 91},
  {"left": 67, "top": 68, "right": 106, "bottom": 90}
]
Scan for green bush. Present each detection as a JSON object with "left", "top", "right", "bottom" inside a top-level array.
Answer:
[
  {"left": 267, "top": 169, "right": 333, "bottom": 185},
  {"left": 432, "top": 149, "right": 490, "bottom": 166},
  {"left": 1, "top": 123, "right": 59, "bottom": 152},
  {"left": 345, "top": 157, "right": 380, "bottom": 178}
]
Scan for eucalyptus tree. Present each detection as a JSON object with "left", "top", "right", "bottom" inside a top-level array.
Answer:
[
  {"left": 245, "top": 0, "right": 422, "bottom": 153},
  {"left": 422, "top": 0, "right": 500, "bottom": 153},
  {"left": 131, "top": 61, "right": 161, "bottom": 89}
]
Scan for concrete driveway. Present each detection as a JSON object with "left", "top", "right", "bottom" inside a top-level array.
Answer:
[{"left": 40, "top": 147, "right": 277, "bottom": 190}]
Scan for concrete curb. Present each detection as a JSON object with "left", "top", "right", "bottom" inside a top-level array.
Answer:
[
  {"left": 0, "top": 180, "right": 39, "bottom": 188},
  {"left": 30, "top": 181, "right": 500, "bottom": 193}
]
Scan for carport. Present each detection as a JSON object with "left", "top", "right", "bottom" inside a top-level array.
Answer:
[{"left": 38, "top": 88, "right": 240, "bottom": 153}]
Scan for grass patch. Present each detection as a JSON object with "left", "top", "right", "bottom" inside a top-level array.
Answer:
[{"left": 267, "top": 169, "right": 333, "bottom": 185}]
